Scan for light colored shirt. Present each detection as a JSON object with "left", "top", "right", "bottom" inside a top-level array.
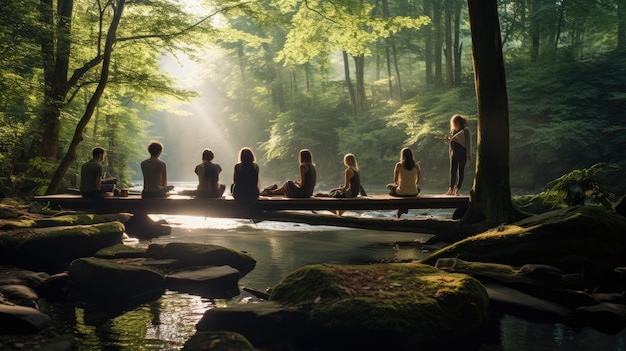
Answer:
[
  {"left": 396, "top": 163, "right": 420, "bottom": 196},
  {"left": 141, "top": 158, "right": 167, "bottom": 192},
  {"left": 450, "top": 127, "right": 471, "bottom": 153}
]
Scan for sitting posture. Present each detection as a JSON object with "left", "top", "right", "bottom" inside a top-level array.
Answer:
[
  {"left": 327, "top": 153, "right": 361, "bottom": 198},
  {"left": 141, "top": 141, "right": 174, "bottom": 198},
  {"left": 80, "top": 147, "right": 105, "bottom": 199},
  {"left": 231, "top": 147, "right": 260, "bottom": 201},
  {"left": 263, "top": 149, "right": 316, "bottom": 198},
  {"left": 195, "top": 148, "right": 226, "bottom": 198},
  {"left": 387, "top": 147, "right": 420, "bottom": 197}
]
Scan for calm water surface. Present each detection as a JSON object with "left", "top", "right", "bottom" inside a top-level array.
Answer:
[{"left": 43, "top": 204, "right": 626, "bottom": 350}]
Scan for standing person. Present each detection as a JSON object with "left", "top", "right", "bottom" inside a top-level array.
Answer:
[
  {"left": 444, "top": 114, "right": 472, "bottom": 196},
  {"left": 141, "top": 141, "right": 174, "bottom": 198},
  {"left": 80, "top": 147, "right": 105, "bottom": 199},
  {"left": 328, "top": 153, "right": 361, "bottom": 198},
  {"left": 195, "top": 148, "right": 226, "bottom": 198},
  {"left": 387, "top": 147, "right": 420, "bottom": 197},
  {"left": 263, "top": 149, "right": 317, "bottom": 198},
  {"left": 231, "top": 147, "right": 260, "bottom": 201}
]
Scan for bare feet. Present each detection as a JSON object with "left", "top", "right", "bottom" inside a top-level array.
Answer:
[
  {"left": 395, "top": 208, "right": 408, "bottom": 218},
  {"left": 454, "top": 187, "right": 461, "bottom": 196},
  {"left": 334, "top": 210, "right": 344, "bottom": 216},
  {"left": 445, "top": 187, "right": 454, "bottom": 195}
]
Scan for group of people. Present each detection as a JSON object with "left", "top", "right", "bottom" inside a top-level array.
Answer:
[{"left": 79, "top": 114, "right": 472, "bottom": 202}]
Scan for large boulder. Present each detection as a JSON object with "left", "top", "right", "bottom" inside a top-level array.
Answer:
[
  {"left": 422, "top": 206, "right": 626, "bottom": 282},
  {"left": 68, "top": 257, "right": 165, "bottom": 303},
  {"left": 94, "top": 244, "right": 146, "bottom": 259},
  {"left": 183, "top": 331, "right": 255, "bottom": 351},
  {"left": 0, "top": 266, "right": 49, "bottom": 288},
  {"left": 0, "top": 214, "right": 111, "bottom": 230},
  {"left": 166, "top": 266, "right": 241, "bottom": 298},
  {"left": 0, "top": 284, "right": 39, "bottom": 308},
  {"left": 18, "top": 222, "right": 125, "bottom": 270},
  {"left": 199, "top": 263, "right": 488, "bottom": 349},
  {"left": 0, "top": 304, "right": 51, "bottom": 334},
  {"left": 146, "top": 243, "right": 256, "bottom": 276}
]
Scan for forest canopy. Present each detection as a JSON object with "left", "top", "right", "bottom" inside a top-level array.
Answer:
[{"left": 0, "top": 0, "right": 624, "bottom": 195}]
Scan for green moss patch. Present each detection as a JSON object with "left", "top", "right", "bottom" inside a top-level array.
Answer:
[
  {"left": 422, "top": 206, "right": 626, "bottom": 280},
  {"left": 269, "top": 263, "right": 488, "bottom": 347},
  {"left": 146, "top": 243, "right": 256, "bottom": 276},
  {"left": 0, "top": 214, "right": 110, "bottom": 230},
  {"left": 95, "top": 244, "right": 146, "bottom": 259}
]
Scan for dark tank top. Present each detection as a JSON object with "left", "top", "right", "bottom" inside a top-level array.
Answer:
[
  {"left": 286, "top": 163, "right": 316, "bottom": 198},
  {"left": 347, "top": 169, "right": 360, "bottom": 198},
  {"left": 232, "top": 163, "right": 259, "bottom": 200}
]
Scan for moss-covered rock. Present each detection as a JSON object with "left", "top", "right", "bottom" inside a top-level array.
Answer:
[
  {"left": 422, "top": 206, "right": 626, "bottom": 282},
  {"left": 268, "top": 262, "right": 488, "bottom": 349},
  {"left": 0, "top": 214, "right": 110, "bottom": 230},
  {"left": 182, "top": 331, "right": 255, "bottom": 351},
  {"left": 94, "top": 244, "right": 146, "bottom": 259},
  {"left": 145, "top": 243, "right": 256, "bottom": 276},
  {"left": 18, "top": 222, "right": 124, "bottom": 271},
  {"left": 68, "top": 257, "right": 165, "bottom": 302}
]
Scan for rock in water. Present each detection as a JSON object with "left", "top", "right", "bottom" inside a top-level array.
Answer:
[
  {"left": 68, "top": 257, "right": 165, "bottom": 303},
  {"left": 183, "top": 331, "right": 255, "bottom": 351},
  {"left": 423, "top": 206, "right": 626, "bottom": 283},
  {"left": 576, "top": 302, "right": 626, "bottom": 334},
  {"left": 0, "top": 304, "right": 51, "bottom": 334},
  {"left": 18, "top": 222, "right": 124, "bottom": 271},
  {"left": 36, "top": 272, "right": 71, "bottom": 303},
  {"left": 0, "top": 285, "right": 39, "bottom": 308},
  {"left": 166, "top": 266, "right": 240, "bottom": 298},
  {"left": 94, "top": 244, "right": 146, "bottom": 259},
  {"left": 146, "top": 243, "right": 256, "bottom": 276},
  {"left": 198, "top": 263, "right": 488, "bottom": 349}
]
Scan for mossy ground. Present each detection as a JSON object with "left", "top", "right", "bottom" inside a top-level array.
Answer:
[{"left": 422, "top": 206, "right": 626, "bottom": 281}]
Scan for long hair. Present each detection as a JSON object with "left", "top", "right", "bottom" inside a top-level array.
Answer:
[
  {"left": 400, "top": 147, "right": 416, "bottom": 170},
  {"left": 450, "top": 114, "right": 468, "bottom": 133},
  {"left": 239, "top": 147, "right": 256, "bottom": 164},
  {"left": 299, "top": 149, "right": 313, "bottom": 164},
  {"left": 344, "top": 153, "right": 359, "bottom": 171}
]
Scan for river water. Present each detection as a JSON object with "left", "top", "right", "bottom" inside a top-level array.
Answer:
[{"left": 41, "top": 184, "right": 626, "bottom": 350}]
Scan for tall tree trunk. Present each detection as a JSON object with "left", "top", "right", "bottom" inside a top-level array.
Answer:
[
  {"left": 37, "top": 0, "right": 74, "bottom": 160},
  {"left": 554, "top": 0, "right": 565, "bottom": 52},
  {"left": 385, "top": 39, "right": 394, "bottom": 100},
  {"left": 453, "top": 0, "right": 463, "bottom": 85},
  {"left": 391, "top": 39, "right": 403, "bottom": 102},
  {"left": 46, "top": 0, "right": 126, "bottom": 195},
  {"left": 464, "top": 0, "right": 524, "bottom": 226},
  {"left": 353, "top": 54, "right": 366, "bottom": 114},
  {"left": 444, "top": 0, "right": 454, "bottom": 89},
  {"left": 433, "top": 0, "right": 443, "bottom": 86},
  {"left": 424, "top": 0, "right": 433, "bottom": 84},
  {"left": 529, "top": 0, "right": 540, "bottom": 59},
  {"left": 618, "top": 0, "right": 626, "bottom": 48},
  {"left": 343, "top": 51, "right": 358, "bottom": 117}
]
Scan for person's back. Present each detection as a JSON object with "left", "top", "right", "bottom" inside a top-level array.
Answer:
[
  {"left": 396, "top": 163, "right": 419, "bottom": 196},
  {"left": 233, "top": 162, "right": 259, "bottom": 200},
  {"left": 80, "top": 147, "right": 105, "bottom": 198},
  {"left": 194, "top": 148, "right": 225, "bottom": 198},
  {"left": 347, "top": 169, "right": 360, "bottom": 198},
  {"left": 141, "top": 158, "right": 166, "bottom": 192}
]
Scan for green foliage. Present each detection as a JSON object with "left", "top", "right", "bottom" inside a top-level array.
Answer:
[{"left": 541, "top": 163, "right": 620, "bottom": 208}]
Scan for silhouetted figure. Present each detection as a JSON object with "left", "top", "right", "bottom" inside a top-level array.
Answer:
[
  {"left": 141, "top": 141, "right": 174, "bottom": 198},
  {"left": 263, "top": 149, "right": 316, "bottom": 198},
  {"left": 232, "top": 147, "right": 260, "bottom": 201},
  {"left": 195, "top": 148, "right": 226, "bottom": 198},
  {"left": 80, "top": 147, "right": 105, "bottom": 199}
]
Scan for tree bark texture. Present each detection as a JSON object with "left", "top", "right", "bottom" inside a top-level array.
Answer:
[
  {"left": 465, "top": 0, "right": 524, "bottom": 226},
  {"left": 433, "top": 0, "right": 443, "bottom": 86},
  {"left": 343, "top": 51, "right": 358, "bottom": 117},
  {"left": 424, "top": 0, "right": 433, "bottom": 84},
  {"left": 46, "top": 0, "right": 126, "bottom": 194},
  {"left": 444, "top": 0, "right": 454, "bottom": 89},
  {"left": 618, "top": 0, "right": 626, "bottom": 48}
]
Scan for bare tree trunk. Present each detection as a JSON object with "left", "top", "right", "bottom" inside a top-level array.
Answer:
[
  {"left": 453, "top": 0, "right": 463, "bottom": 85},
  {"left": 618, "top": 0, "right": 626, "bottom": 48},
  {"left": 529, "top": 0, "right": 540, "bottom": 59},
  {"left": 424, "top": 0, "right": 433, "bottom": 84},
  {"left": 353, "top": 54, "right": 366, "bottom": 114},
  {"left": 554, "top": 0, "right": 565, "bottom": 52},
  {"left": 382, "top": 0, "right": 393, "bottom": 100},
  {"left": 464, "top": 0, "right": 525, "bottom": 226},
  {"left": 46, "top": 0, "right": 126, "bottom": 195},
  {"left": 444, "top": 0, "right": 454, "bottom": 89},
  {"left": 37, "top": 0, "right": 74, "bottom": 160},
  {"left": 343, "top": 51, "right": 358, "bottom": 117},
  {"left": 433, "top": 0, "right": 443, "bottom": 86},
  {"left": 391, "top": 39, "right": 403, "bottom": 102}
]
